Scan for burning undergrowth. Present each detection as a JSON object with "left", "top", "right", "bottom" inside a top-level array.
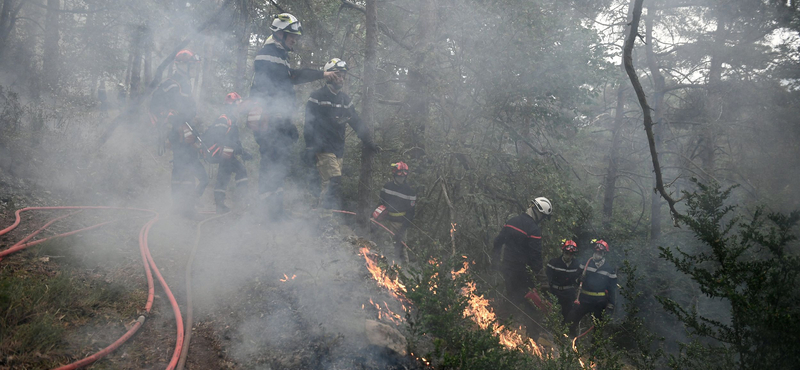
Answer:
[{"left": 357, "top": 240, "right": 547, "bottom": 368}]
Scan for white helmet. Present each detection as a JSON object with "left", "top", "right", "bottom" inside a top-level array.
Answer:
[
  {"left": 531, "top": 197, "right": 552, "bottom": 216},
  {"left": 270, "top": 13, "right": 302, "bottom": 35},
  {"left": 324, "top": 58, "right": 348, "bottom": 73}
]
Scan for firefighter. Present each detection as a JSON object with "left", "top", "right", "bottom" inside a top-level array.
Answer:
[
  {"left": 374, "top": 162, "right": 416, "bottom": 264},
  {"left": 248, "top": 13, "right": 340, "bottom": 221},
  {"left": 202, "top": 92, "right": 253, "bottom": 214},
  {"left": 492, "top": 197, "right": 552, "bottom": 324},
  {"left": 546, "top": 239, "right": 580, "bottom": 322},
  {"left": 149, "top": 49, "right": 208, "bottom": 219},
  {"left": 304, "top": 58, "right": 379, "bottom": 209},
  {"left": 567, "top": 239, "right": 617, "bottom": 337}
]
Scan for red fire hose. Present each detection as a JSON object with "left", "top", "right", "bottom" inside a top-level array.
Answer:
[{"left": 0, "top": 206, "right": 185, "bottom": 370}]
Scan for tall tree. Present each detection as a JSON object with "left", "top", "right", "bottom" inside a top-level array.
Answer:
[
  {"left": 356, "top": 0, "right": 378, "bottom": 228},
  {"left": 43, "top": 0, "right": 60, "bottom": 89}
]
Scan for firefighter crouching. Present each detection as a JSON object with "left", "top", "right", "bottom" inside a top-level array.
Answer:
[
  {"left": 202, "top": 92, "right": 253, "bottom": 214},
  {"left": 373, "top": 162, "right": 416, "bottom": 264},
  {"left": 567, "top": 239, "right": 617, "bottom": 337},
  {"left": 492, "top": 197, "right": 552, "bottom": 334},
  {"left": 149, "top": 49, "right": 208, "bottom": 219},
  {"left": 248, "top": 13, "right": 340, "bottom": 221},
  {"left": 304, "top": 58, "right": 379, "bottom": 209},
  {"left": 546, "top": 239, "right": 580, "bottom": 322}
]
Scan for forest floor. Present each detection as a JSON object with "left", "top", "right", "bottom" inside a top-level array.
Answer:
[{"left": 0, "top": 143, "right": 424, "bottom": 369}]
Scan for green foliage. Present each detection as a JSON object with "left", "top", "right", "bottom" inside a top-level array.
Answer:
[
  {"left": 399, "top": 259, "right": 533, "bottom": 369},
  {"left": 616, "top": 260, "right": 665, "bottom": 370},
  {"left": 657, "top": 179, "right": 800, "bottom": 369}
]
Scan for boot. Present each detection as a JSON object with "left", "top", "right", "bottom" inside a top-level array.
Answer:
[
  {"left": 214, "top": 191, "right": 230, "bottom": 214},
  {"left": 322, "top": 176, "right": 342, "bottom": 210}
]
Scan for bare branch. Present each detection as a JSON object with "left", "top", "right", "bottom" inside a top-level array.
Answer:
[{"left": 623, "top": 0, "right": 683, "bottom": 223}]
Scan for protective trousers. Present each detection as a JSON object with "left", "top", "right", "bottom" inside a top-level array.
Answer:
[
  {"left": 256, "top": 136, "right": 290, "bottom": 221},
  {"left": 316, "top": 153, "right": 343, "bottom": 209},
  {"left": 171, "top": 147, "right": 208, "bottom": 215},
  {"left": 214, "top": 158, "right": 248, "bottom": 209},
  {"left": 567, "top": 295, "right": 608, "bottom": 337},
  {"left": 383, "top": 220, "right": 409, "bottom": 264},
  {"left": 549, "top": 289, "right": 577, "bottom": 323}
]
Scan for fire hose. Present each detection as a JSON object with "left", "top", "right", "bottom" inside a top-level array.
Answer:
[
  {"left": 0, "top": 206, "right": 185, "bottom": 370},
  {"left": 177, "top": 211, "right": 230, "bottom": 370}
]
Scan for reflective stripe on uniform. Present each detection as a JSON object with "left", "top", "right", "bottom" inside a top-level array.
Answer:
[
  {"left": 381, "top": 188, "right": 416, "bottom": 201},
  {"left": 235, "top": 177, "right": 248, "bottom": 183},
  {"left": 388, "top": 212, "right": 406, "bottom": 217},
  {"left": 579, "top": 265, "right": 618, "bottom": 279},
  {"left": 580, "top": 290, "right": 606, "bottom": 297},
  {"left": 547, "top": 263, "right": 578, "bottom": 273},
  {"left": 255, "top": 54, "right": 289, "bottom": 67},
  {"left": 214, "top": 189, "right": 226, "bottom": 194},
  {"left": 503, "top": 224, "right": 542, "bottom": 239},
  {"left": 307, "top": 97, "right": 353, "bottom": 109}
]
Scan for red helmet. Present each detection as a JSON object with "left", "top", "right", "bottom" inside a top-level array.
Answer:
[
  {"left": 561, "top": 239, "right": 578, "bottom": 253},
  {"left": 391, "top": 162, "right": 409, "bottom": 176},
  {"left": 224, "top": 92, "right": 242, "bottom": 105},
  {"left": 175, "top": 49, "right": 199, "bottom": 63},
  {"left": 593, "top": 239, "right": 609, "bottom": 253}
]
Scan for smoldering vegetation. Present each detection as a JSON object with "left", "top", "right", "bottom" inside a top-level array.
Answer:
[{"left": 1, "top": 0, "right": 800, "bottom": 369}]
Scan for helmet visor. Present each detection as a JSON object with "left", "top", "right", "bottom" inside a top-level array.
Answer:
[{"left": 287, "top": 21, "right": 303, "bottom": 34}]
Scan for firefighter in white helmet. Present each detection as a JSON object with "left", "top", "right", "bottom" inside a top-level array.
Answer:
[
  {"left": 248, "top": 13, "right": 340, "bottom": 221},
  {"left": 492, "top": 197, "right": 552, "bottom": 331},
  {"left": 304, "top": 58, "right": 379, "bottom": 209}
]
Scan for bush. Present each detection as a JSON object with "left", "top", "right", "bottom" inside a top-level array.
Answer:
[{"left": 658, "top": 179, "right": 800, "bottom": 369}]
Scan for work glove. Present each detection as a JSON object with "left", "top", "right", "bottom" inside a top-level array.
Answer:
[
  {"left": 241, "top": 150, "right": 253, "bottom": 161},
  {"left": 302, "top": 147, "right": 317, "bottom": 167},
  {"left": 605, "top": 303, "right": 615, "bottom": 312}
]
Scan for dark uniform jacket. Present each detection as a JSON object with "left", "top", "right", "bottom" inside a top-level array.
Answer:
[
  {"left": 150, "top": 73, "right": 197, "bottom": 156},
  {"left": 578, "top": 259, "right": 618, "bottom": 305},
  {"left": 546, "top": 256, "right": 580, "bottom": 294},
  {"left": 251, "top": 37, "right": 323, "bottom": 115},
  {"left": 150, "top": 73, "right": 196, "bottom": 127},
  {"left": 304, "top": 85, "right": 373, "bottom": 158},
  {"left": 250, "top": 37, "right": 323, "bottom": 146},
  {"left": 378, "top": 180, "right": 416, "bottom": 225},
  {"left": 203, "top": 113, "right": 243, "bottom": 161},
  {"left": 492, "top": 213, "right": 543, "bottom": 274}
]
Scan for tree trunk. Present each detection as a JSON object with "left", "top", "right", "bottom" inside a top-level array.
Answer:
[
  {"left": 356, "top": 0, "right": 378, "bottom": 228},
  {"left": 200, "top": 36, "right": 217, "bottom": 109},
  {"left": 601, "top": 1, "right": 634, "bottom": 229},
  {"left": 646, "top": 5, "right": 666, "bottom": 240},
  {"left": 601, "top": 82, "right": 625, "bottom": 229},
  {"left": 129, "top": 25, "right": 145, "bottom": 102},
  {"left": 405, "top": 0, "right": 435, "bottom": 152},
  {"left": 43, "top": 0, "right": 60, "bottom": 90},
  {"left": 701, "top": 12, "right": 727, "bottom": 182},
  {"left": 235, "top": 0, "right": 250, "bottom": 93}
]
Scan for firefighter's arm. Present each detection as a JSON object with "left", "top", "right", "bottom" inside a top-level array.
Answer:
[
  {"left": 289, "top": 68, "right": 324, "bottom": 85},
  {"left": 492, "top": 228, "right": 508, "bottom": 266},
  {"left": 304, "top": 96, "right": 320, "bottom": 149},
  {"left": 347, "top": 101, "right": 379, "bottom": 152},
  {"left": 528, "top": 237, "right": 544, "bottom": 276},
  {"left": 607, "top": 267, "right": 619, "bottom": 307}
]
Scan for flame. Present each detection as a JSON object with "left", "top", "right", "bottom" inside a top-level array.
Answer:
[
  {"left": 359, "top": 244, "right": 543, "bottom": 358},
  {"left": 359, "top": 247, "right": 406, "bottom": 299},
  {"left": 450, "top": 222, "right": 457, "bottom": 235}
]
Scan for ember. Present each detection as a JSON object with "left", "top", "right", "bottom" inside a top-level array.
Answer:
[{"left": 279, "top": 273, "right": 296, "bottom": 282}]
